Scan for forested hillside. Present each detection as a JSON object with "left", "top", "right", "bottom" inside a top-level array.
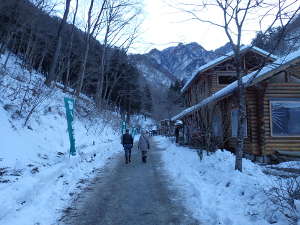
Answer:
[
  {"left": 252, "top": 14, "right": 300, "bottom": 56},
  {"left": 0, "top": 0, "right": 146, "bottom": 116}
]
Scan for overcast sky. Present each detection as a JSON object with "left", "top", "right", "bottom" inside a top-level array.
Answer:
[{"left": 130, "top": 0, "right": 257, "bottom": 54}]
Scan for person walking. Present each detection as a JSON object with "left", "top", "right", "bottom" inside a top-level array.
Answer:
[
  {"left": 175, "top": 127, "right": 179, "bottom": 143},
  {"left": 121, "top": 129, "right": 134, "bottom": 164},
  {"left": 138, "top": 131, "right": 150, "bottom": 163}
]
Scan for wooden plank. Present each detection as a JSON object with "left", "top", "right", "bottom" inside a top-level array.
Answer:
[
  {"left": 265, "top": 136, "right": 300, "bottom": 140},
  {"left": 266, "top": 144, "right": 300, "bottom": 148},
  {"left": 247, "top": 100, "right": 257, "bottom": 103},
  {"left": 266, "top": 146, "right": 300, "bottom": 150},
  {"left": 249, "top": 120, "right": 259, "bottom": 124},
  {"left": 265, "top": 94, "right": 300, "bottom": 98},
  {"left": 266, "top": 86, "right": 300, "bottom": 89},
  {"left": 267, "top": 83, "right": 300, "bottom": 87},
  {"left": 265, "top": 139, "right": 300, "bottom": 143},
  {"left": 248, "top": 115, "right": 259, "bottom": 119},
  {"left": 266, "top": 143, "right": 300, "bottom": 147},
  {"left": 266, "top": 147, "right": 300, "bottom": 151},
  {"left": 265, "top": 91, "right": 300, "bottom": 94}
]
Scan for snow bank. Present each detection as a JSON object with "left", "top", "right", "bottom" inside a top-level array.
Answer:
[
  {"left": 271, "top": 161, "right": 300, "bottom": 169},
  {"left": 155, "top": 136, "right": 290, "bottom": 225},
  {"left": 0, "top": 52, "right": 122, "bottom": 225}
]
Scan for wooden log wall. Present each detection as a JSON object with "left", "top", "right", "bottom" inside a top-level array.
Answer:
[
  {"left": 220, "top": 91, "right": 261, "bottom": 156},
  {"left": 245, "top": 87, "right": 261, "bottom": 155}
]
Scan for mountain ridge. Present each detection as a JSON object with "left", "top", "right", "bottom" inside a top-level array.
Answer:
[{"left": 131, "top": 42, "right": 232, "bottom": 86}]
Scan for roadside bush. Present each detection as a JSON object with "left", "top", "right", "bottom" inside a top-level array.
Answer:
[{"left": 266, "top": 176, "right": 300, "bottom": 224}]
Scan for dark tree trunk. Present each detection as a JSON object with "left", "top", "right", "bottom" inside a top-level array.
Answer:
[
  {"left": 64, "top": 0, "right": 78, "bottom": 91},
  {"left": 45, "top": 0, "right": 71, "bottom": 86}
]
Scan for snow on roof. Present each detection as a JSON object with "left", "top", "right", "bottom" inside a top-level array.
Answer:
[
  {"left": 174, "top": 120, "right": 183, "bottom": 126},
  {"left": 172, "top": 48, "right": 300, "bottom": 121},
  {"left": 181, "top": 45, "right": 278, "bottom": 93}
]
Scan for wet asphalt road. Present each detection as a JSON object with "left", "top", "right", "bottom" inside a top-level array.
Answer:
[{"left": 61, "top": 138, "right": 200, "bottom": 225}]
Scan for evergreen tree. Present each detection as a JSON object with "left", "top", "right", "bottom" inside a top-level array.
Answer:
[{"left": 144, "top": 84, "right": 152, "bottom": 114}]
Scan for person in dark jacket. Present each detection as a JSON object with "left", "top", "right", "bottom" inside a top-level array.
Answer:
[
  {"left": 175, "top": 127, "right": 179, "bottom": 143},
  {"left": 138, "top": 131, "right": 150, "bottom": 163},
  {"left": 121, "top": 129, "right": 134, "bottom": 164}
]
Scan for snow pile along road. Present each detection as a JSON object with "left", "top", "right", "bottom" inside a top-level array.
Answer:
[
  {"left": 155, "top": 136, "right": 293, "bottom": 225},
  {"left": 0, "top": 52, "right": 122, "bottom": 225}
]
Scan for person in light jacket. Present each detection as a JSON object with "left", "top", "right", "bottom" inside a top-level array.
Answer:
[{"left": 138, "top": 131, "right": 150, "bottom": 163}]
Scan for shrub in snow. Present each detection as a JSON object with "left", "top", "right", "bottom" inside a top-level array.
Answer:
[
  {"left": 0, "top": 57, "right": 55, "bottom": 126},
  {"left": 266, "top": 176, "right": 300, "bottom": 224}
]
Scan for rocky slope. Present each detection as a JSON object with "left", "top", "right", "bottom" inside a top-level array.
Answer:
[{"left": 131, "top": 42, "right": 232, "bottom": 86}]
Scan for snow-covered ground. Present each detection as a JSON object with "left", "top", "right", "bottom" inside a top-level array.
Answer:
[
  {"left": 131, "top": 115, "right": 157, "bottom": 131},
  {"left": 2, "top": 49, "right": 300, "bottom": 225},
  {"left": 0, "top": 53, "right": 124, "bottom": 225},
  {"left": 155, "top": 136, "right": 299, "bottom": 225}
]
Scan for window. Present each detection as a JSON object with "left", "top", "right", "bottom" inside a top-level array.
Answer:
[
  {"left": 201, "top": 80, "right": 205, "bottom": 95},
  {"left": 231, "top": 109, "right": 247, "bottom": 137},
  {"left": 212, "top": 111, "right": 223, "bottom": 136},
  {"left": 218, "top": 76, "right": 236, "bottom": 85},
  {"left": 270, "top": 101, "right": 300, "bottom": 136}
]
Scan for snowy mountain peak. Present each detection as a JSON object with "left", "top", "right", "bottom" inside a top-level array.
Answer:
[{"left": 131, "top": 42, "right": 232, "bottom": 86}]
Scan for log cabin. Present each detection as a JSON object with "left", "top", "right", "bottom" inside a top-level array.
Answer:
[
  {"left": 180, "top": 46, "right": 277, "bottom": 107},
  {"left": 159, "top": 119, "right": 174, "bottom": 136},
  {"left": 172, "top": 46, "right": 300, "bottom": 162}
]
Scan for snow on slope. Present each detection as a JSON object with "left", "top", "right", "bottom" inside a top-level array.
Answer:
[
  {"left": 155, "top": 136, "right": 295, "bottom": 225},
  {"left": 0, "top": 53, "right": 123, "bottom": 225},
  {"left": 135, "top": 62, "right": 173, "bottom": 86}
]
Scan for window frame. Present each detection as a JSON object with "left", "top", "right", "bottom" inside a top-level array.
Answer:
[
  {"left": 212, "top": 109, "right": 223, "bottom": 137},
  {"left": 270, "top": 100, "right": 300, "bottom": 137},
  {"left": 217, "top": 75, "right": 236, "bottom": 85},
  {"left": 217, "top": 72, "right": 237, "bottom": 85}
]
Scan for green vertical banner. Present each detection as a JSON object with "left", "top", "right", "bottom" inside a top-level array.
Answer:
[
  {"left": 131, "top": 127, "right": 137, "bottom": 138},
  {"left": 64, "top": 97, "right": 76, "bottom": 156},
  {"left": 121, "top": 121, "right": 126, "bottom": 134}
]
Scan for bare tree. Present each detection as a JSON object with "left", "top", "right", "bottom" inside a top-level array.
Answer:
[
  {"left": 173, "top": 0, "right": 300, "bottom": 171},
  {"left": 45, "top": 0, "right": 71, "bottom": 86},
  {"left": 75, "top": 0, "right": 107, "bottom": 96},
  {"left": 95, "top": 0, "right": 142, "bottom": 108}
]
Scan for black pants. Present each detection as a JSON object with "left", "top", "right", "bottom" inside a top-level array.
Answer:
[
  {"left": 142, "top": 151, "right": 147, "bottom": 163},
  {"left": 123, "top": 144, "right": 132, "bottom": 163},
  {"left": 125, "top": 149, "right": 132, "bottom": 162}
]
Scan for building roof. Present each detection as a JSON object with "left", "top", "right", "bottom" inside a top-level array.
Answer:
[
  {"left": 174, "top": 120, "right": 183, "bottom": 126},
  {"left": 181, "top": 45, "right": 278, "bottom": 93},
  {"left": 172, "top": 48, "right": 300, "bottom": 121}
]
